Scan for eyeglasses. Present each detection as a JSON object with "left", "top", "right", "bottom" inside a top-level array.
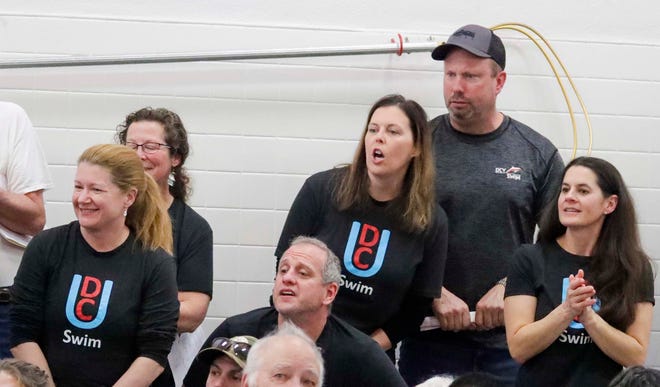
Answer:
[
  {"left": 211, "top": 337, "right": 253, "bottom": 363},
  {"left": 125, "top": 141, "right": 172, "bottom": 154}
]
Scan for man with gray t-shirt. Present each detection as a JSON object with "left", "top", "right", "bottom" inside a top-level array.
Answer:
[{"left": 398, "top": 24, "right": 564, "bottom": 386}]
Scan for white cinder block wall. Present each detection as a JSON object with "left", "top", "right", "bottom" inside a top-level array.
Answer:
[{"left": 2, "top": 1, "right": 659, "bottom": 367}]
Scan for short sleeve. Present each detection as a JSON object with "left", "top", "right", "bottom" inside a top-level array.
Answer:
[
  {"left": 275, "top": 171, "right": 330, "bottom": 266},
  {"left": 641, "top": 260, "right": 655, "bottom": 305},
  {"left": 2, "top": 102, "right": 52, "bottom": 194},
  {"left": 410, "top": 206, "right": 448, "bottom": 298},
  {"left": 534, "top": 150, "right": 564, "bottom": 222},
  {"left": 505, "top": 244, "right": 539, "bottom": 298},
  {"left": 173, "top": 205, "right": 213, "bottom": 296}
]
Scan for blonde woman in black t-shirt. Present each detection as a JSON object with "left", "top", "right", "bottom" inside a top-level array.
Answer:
[{"left": 11, "top": 144, "right": 179, "bottom": 387}]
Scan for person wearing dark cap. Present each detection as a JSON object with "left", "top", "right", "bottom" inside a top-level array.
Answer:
[
  {"left": 398, "top": 24, "right": 564, "bottom": 386},
  {"left": 192, "top": 335, "right": 256, "bottom": 387}
]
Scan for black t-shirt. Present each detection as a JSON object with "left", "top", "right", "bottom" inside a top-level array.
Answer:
[
  {"left": 153, "top": 201, "right": 213, "bottom": 387},
  {"left": 11, "top": 222, "right": 179, "bottom": 387},
  {"left": 169, "top": 198, "right": 213, "bottom": 296},
  {"left": 183, "top": 307, "right": 407, "bottom": 387},
  {"left": 275, "top": 168, "right": 448, "bottom": 340},
  {"left": 505, "top": 241, "right": 655, "bottom": 387}
]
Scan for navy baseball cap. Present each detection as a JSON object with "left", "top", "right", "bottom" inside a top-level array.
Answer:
[{"left": 432, "top": 24, "right": 506, "bottom": 70}]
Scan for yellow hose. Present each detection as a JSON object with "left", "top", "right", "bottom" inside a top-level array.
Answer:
[{"left": 490, "top": 23, "right": 593, "bottom": 158}]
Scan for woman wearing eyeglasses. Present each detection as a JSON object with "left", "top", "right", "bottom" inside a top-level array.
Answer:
[
  {"left": 11, "top": 144, "right": 179, "bottom": 386},
  {"left": 275, "top": 94, "right": 448, "bottom": 353},
  {"left": 504, "top": 157, "right": 655, "bottom": 386},
  {"left": 118, "top": 107, "right": 213, "bottom": 387}
]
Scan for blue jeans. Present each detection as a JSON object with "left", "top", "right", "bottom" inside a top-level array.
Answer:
[
  {"left": 399, "top": 335, "right": 519, "bottom": 386},
  {"left": 0, "top": 303, "right": 12, "bottom": 358}
]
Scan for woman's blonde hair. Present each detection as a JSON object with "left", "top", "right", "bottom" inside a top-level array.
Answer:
[
  {"left": 334, "top": 94, "right": 436, "bottom": 233},
  {"left": 78, "top": 144, "right": 173, "bottom": 254}
]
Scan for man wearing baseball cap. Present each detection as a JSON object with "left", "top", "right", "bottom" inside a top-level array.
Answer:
[
  {"left": 398, "top": 24, "right": 564, "bottom": 386},
  {"left": 193, "top": 335, "right": 256, "bottom": 387}
]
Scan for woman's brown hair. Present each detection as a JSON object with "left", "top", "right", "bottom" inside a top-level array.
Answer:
[
  {"left": 117, "top": 107, "right": 191, "bottom": 201},
  {"left": 334, "top": 94, "right": 435, "bottom": 233},
  {"left": 538, "top": 156, "right": 653, "bottom": 330}
]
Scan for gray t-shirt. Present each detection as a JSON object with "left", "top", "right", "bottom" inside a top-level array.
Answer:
[{"left": 432, "top": 114, "right": 564, "bottom": 344}]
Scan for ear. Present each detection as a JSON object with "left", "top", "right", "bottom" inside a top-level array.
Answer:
[
  {"left": 495, "top": 70, "right": 507, "bottom": 94},
  {"left": 323, "top": 282, "right": 339, "bottom": 306},
  {"left": 410, "top": 146, "right": 421, "bottom": 159},
  {"left": 124, "top": 187, "right": 138, "bottom": 209},
  {"left": 170, "top": 153, "right": 182, "bottom": 168},
  {"left": 604, "top": 194, "right": 618, "bottom": 215}
]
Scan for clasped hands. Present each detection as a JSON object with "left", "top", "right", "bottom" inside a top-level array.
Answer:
[
  {"left": 563, "top": 269, "right": 597, "bottom": 323},
  {"left": 433, "top": 284, "right": 505, "bottom": 332}
]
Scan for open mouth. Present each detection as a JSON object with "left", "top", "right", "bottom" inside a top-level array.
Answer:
[
  {"left": 373, "top": 149, "right": 384, "bottom": 159},
  {"left": 280, "top": 289, "right": 295, "bottom": 296}
]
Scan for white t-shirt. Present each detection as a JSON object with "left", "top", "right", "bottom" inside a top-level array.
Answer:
[{"left": 0, "top": 101, "right": 53, "bottom": 286}]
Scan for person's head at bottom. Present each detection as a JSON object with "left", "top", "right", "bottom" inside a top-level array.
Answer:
[
  {"left": 196, "top": 336, "right": 257, "bottom": 387},
  {"left": 608, "top": 366, "right": 660, "bottom": 387},
  {"left": 241, "top": 323, "right": 323, "bottom": 387},
  {"left": 0, "top": 359, "right": 49, "bottom": 387}
]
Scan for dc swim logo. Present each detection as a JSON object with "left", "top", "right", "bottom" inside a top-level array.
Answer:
[
  {"left": 561, "top": 277, "right": 600, "bottom": 329},
  {"left": 65, "top": 274, "right": 113, "bottom": 329},
  {"left": 343, "top": 221, "right": 390, "bottom": 278}
]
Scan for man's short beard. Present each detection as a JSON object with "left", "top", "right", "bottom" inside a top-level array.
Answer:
[{"left": 449, "top": 108, "right": 471, "bottom": 121}]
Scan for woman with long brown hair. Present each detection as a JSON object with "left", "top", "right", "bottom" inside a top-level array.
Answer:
[
  {"left": 275, "top": 94, "right": 448, "bottom": 352},
  {"left": 11, "top": 144, "right": 179, "bottom": 387},
  {"left": 504, "top": 157, "right": 655, "bottom": 386}
]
